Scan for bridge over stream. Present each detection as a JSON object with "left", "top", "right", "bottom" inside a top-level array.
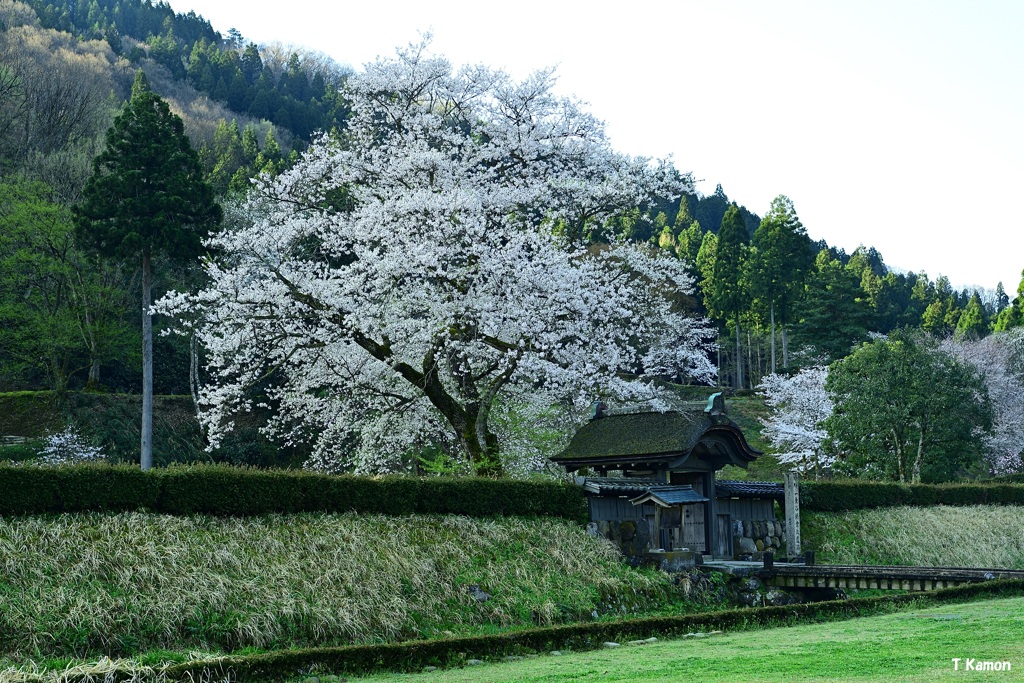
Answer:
[
  {"left": 703, "top": 558, "right": 1024, "bottom": 592},
  {"left": 764, "top": 564, "right": 1024, "bottom": 591}
]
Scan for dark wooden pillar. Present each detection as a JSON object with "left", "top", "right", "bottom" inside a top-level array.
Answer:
[{"left": 704, "top": 471, "right": 716, "bottom": 555}]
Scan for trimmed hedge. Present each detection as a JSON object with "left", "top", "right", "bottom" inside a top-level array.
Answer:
[
  {"left": 158, "top": 578, "right": 1024, "bottom": 682},
  {"left": 0, "top": 462, "right": 588, "bottom": 522},
  {"left": 801, "top": 479, "right": 1024, "bottom": 511}
]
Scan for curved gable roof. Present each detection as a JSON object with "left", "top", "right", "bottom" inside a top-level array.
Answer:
[{"left": 551, "top": 407, "right": 761, "bottom": 472}]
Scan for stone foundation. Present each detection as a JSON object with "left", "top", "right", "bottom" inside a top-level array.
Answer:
[
  {"left": 733, "top": 519, "right": 786, "bottom": 558},
  {"left": 588, "top": 520, "right": 652, "bottom": 557},
  {"left": 644, "top": 549, "right": 698, "bottom": 571},
  {"left": 589, "top": 517, "right": 786, "bottom": 560}
]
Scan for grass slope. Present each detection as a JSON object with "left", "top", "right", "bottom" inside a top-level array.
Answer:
[
  {"left": 711, "top": 395, "right": 786, "bottom": 481},
  {"left": 351, "top": 596, "right": 1024, "bottom": 682},
  {"left": 803, "top": 505, "right": 1024, "bottom": 568},
  {"left": 0, "top": 512, "right": 683, "bottom": 666}
]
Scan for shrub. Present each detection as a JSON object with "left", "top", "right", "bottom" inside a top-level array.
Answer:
[
  {"left": 0, "top": 463, "right": 589, "bottom": 521},
  {"left": 801, "top": 479, "right": 1024, "bottom": 511},
  {"left": 36, "top": 426, "right": 107, "bottom": 466}
]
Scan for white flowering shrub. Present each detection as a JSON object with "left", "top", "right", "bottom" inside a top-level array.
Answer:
[{"left": 36, "top": 426, "right": 107, "bottom": 466}]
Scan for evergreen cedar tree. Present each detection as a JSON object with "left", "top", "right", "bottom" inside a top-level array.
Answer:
[
  {"left": 750, "top": 195, "right": 814, "bottom": 371},
  {"left": 709, "top": 204, "right": 749, "bottom": 388},
  {"left": 75, "top": 71, "right": 222, "bottom": 471},
  {"left": 156, "top": 42, "right": 717, "bottom": 477}
]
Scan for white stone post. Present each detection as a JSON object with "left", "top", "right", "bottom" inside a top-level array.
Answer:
[{"left": 784, "top": 471, "right": 801, "bottom": 559}]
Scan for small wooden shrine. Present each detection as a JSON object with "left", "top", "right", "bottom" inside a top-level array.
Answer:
[{"left": 550, "top": 395, "right": 783, "bottom": 559}]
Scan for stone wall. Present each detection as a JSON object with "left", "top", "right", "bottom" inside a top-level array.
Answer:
[
  {"left": 733, "top": 519, "right": 786, "bottom": 558},
  {"left": 588, "top": 520, "right": 651, "bottom": 558},
  {"left": 590, "top": 517, "right": 787, "bottom": 560}
]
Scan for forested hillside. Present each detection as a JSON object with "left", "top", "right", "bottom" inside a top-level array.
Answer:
[{"left": 1, "top": 0, "right": 1022, "bottom": 478}]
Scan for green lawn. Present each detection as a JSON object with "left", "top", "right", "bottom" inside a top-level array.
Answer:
[{"left": 351, "top": 596, "right": 1024, "bottom": 682}]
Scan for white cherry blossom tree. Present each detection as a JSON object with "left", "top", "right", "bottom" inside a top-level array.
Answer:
[
  {"left": 157, "top": 41, "right": 716, "bottom": 475},
  {"left": 758, "top": 366, "right": 834, "bottom": 476},
  {"left": 941, "top": 330, "right": 1024, "bottom": 475}
]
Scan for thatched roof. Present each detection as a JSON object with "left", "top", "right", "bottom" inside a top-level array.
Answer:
[{"left": 551, "top": 403, "right": 761, "bottom": 472}]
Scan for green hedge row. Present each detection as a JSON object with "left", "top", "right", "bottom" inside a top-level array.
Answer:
[
  {"left": 158, "top": 578, "right": 1024, "bottom": 682},
  {"left": 0, "top": 463, "right": 588, "bottom": 522},
  {"left": 801, "top": 480, "right": 1024, "bottom": 511}
]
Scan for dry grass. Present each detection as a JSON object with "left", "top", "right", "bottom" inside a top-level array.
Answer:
[
  {"left": 803, "top": 505, "right": 1024, "bottom": 568},
  {"left": 1, "top": 658, "right": 162, "bottom": 683},
  {"left": 0, "top": 513, "right": 674, "bottom": 663}
]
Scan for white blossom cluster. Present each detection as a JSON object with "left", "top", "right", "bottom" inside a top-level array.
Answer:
[
  {"left": 156, "top": 40, "right": 716, "bottom": 474},
  {"left": 941, "top": 330, "right": 1024, "bottom": 475},
  {"left": 757, "top": 366, "right": 834, "bottom": 475},
  {"left": 35, "top": 426, "right": 107, "bottom": 466}
]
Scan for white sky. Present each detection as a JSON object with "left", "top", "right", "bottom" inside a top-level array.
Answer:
[{"left": 171, "top": 0, "right": 1024, "bottom": 293}]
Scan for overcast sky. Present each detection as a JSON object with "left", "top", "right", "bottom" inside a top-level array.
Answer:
[{"left": 170, "top": 0, "right": 1024, "bottom": 293}]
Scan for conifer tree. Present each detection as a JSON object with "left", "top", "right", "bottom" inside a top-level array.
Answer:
[
  {"left": 994, "top": 270, "right": 1024, "bottom": 331},
  {"left": 792, "top": 250, "right": 873, "bottom": 362},
  {"left": 75, "top": 71, "right": 221, "bottom": 470},
  {"left": 995, "top": 282, "right": 1010, "bottom": 313},
  {"left": 708, "top": 204, "right": 749, "bottom": 388},
  {"left": 956, "top": 293, "right": 988, "bottom": 339},
  {"left": 750, "top": 195, "right": 813, "bottom": 370}
]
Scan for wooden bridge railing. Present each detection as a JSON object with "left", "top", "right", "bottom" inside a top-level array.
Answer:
[{"left": 758, "top": 563, "right": 1024, "bottom": 592}]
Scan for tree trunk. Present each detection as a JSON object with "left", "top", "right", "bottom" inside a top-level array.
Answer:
[
  {"left": 893, "top": 429, "right": 905, "bottom": 483},
  {"left": 87, "top": 359, "right": 100, "bottom": 390},
  {"left": 189, "top": 332, "right": 201, "bottom": 420},
  {"left": 49, "top": 354, "right": 68, "bottom": 394},
  {"left": 716, "top": 334, "right": 722, "bottom": 386},
  {"left": 770, "top": 303, "right": 777, "bottom": 373},
  {"left": 353, "top": 330, "right": 504, "bottom": 477},
  {"left": 749, "top": 327, "right": 757, "bottom": 389},
  {"left": 782, "top": 325, "right": 789, "bottom": 369},
  {"left": 141, "top": 251, "right": 153, "bottom": 471},
  {"left": 756, "top": 329, "right": 762, "bottom": 382},
  {"left": 912, "top": 426, "right": 925, "bottom": 484},
  {"left": 446, "top": 405, "right": 503, "bottom": 477},
  {"left": 735, "top": 315, "right": 744, "bottom": 390},
  {"left": 77, "top": 275, "right": 101, "bottom": 391}
]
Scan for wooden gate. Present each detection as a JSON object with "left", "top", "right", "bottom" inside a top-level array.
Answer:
[
  {"left": 682, "top": 503, "right": 705, "bottom": 552},
  {"left": 715, "top": 514, "right": 732, "bottom": 558}
]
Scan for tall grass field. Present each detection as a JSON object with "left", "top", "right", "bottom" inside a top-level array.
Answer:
[
  {"left": 802, "top": 504, "right": 1024, "bottom": 568},
  {"left": 0, "top": 512, "right": 686, "bottom": 672}
]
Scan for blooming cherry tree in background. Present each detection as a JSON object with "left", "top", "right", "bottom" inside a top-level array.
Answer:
[
  {"left": 758, "top": 366, "right": 833, "bottom": 477},
  {"left": 158, "top": 41, "right": 716, "bottom": 476},
  {"left": 941, "top": 329, "right": 1024, "bottom": 475},
  {"left": 36, "top": 426, "right": 107, "bottom": 466}
]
